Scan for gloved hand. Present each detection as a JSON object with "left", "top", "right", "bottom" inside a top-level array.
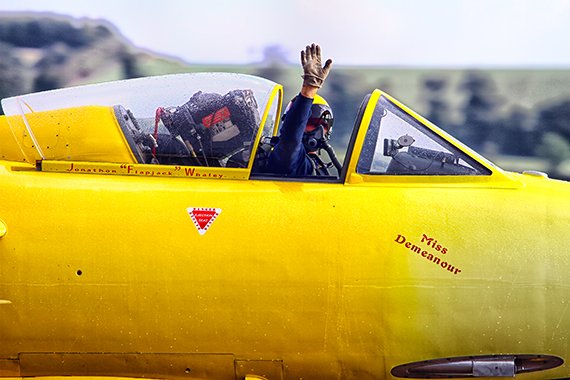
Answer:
[{"left": 301, "top": 44, "right": 333, "bottom": 88}]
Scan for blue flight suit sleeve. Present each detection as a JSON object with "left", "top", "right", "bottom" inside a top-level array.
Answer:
[{"left": 266, "top": 93, "right": 314, "bottom": 176}]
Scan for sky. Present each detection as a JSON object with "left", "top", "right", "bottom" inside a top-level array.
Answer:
[{"left": 2, "top": 0, "right": 570, "bottom": 67}]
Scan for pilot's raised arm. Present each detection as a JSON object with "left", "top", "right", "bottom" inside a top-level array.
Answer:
[{"left": 256, "top": 44, "right": 338, "bottom": 177}]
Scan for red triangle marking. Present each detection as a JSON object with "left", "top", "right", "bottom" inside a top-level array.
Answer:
[
  {"left": 193, "top": 210, "right": 216, "bottom": 229},
  {"left": 187, "top": 208, "right": 221, "bottom": 235}
]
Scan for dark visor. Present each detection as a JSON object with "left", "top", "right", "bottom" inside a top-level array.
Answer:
[{"left": 308, "top": 106, "right": 333, "bottom": 129}]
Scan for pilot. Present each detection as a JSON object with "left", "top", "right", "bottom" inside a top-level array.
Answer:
[{"left": 255, "top": 43, "right": 340, "bottom": 176}]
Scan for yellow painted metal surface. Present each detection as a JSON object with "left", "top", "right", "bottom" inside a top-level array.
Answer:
[
  {"left": 0, "top": 81, "right": 568, "bottom": 379},
  {"left": 0, "top": 161, "right": 568, "bottom": 379},
  {"left": 40, "top": 161, "right": 249, "bottom": 181},
  {"left": 19, "top": 353, "right": 236, "bottom": 379},
  {"left": 0, "top": 117, "right": 26, "bottom": 162},
  {"left": 0, "top": 106, "right": 137, "bottom": 164}
]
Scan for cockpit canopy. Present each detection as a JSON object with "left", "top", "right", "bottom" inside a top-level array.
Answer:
[
  {"left": 0, "top": 73, "right": 282, "bottom": 167},
  {"left": 0, "top": 72, "right": 499, "bottom": 183}
]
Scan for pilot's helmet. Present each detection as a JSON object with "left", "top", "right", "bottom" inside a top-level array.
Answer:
[
  {"left": 306, "top": 94, "right": 333, "bottom": 138},
  {"left": 282, "top": 94, "right": 334, "bottom": 139}
]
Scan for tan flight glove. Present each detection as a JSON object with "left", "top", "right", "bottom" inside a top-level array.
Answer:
[{"left": 301, "top": 44, "right": 333, "bottom": 88}]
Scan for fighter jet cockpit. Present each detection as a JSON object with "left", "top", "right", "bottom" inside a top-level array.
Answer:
[{"left": 0, "top": 73, "right": 281, "bottom": 170}]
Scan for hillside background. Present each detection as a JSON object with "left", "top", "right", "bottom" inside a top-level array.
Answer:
[{"left": 1, "top": 14, "right": 570, "bottom": 179}]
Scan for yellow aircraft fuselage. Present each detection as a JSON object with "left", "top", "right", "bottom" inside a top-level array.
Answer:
[{"left": 0, "top": 74, "right": 568, "bottom": 379}]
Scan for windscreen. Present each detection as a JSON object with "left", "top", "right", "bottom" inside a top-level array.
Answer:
[{"left": 357, "top": 95, "right": 492, "bottom": 176}]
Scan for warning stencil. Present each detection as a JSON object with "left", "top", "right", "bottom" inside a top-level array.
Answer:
[{"left": 187, "top": 207, "right": 222, "bottom": 235}]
